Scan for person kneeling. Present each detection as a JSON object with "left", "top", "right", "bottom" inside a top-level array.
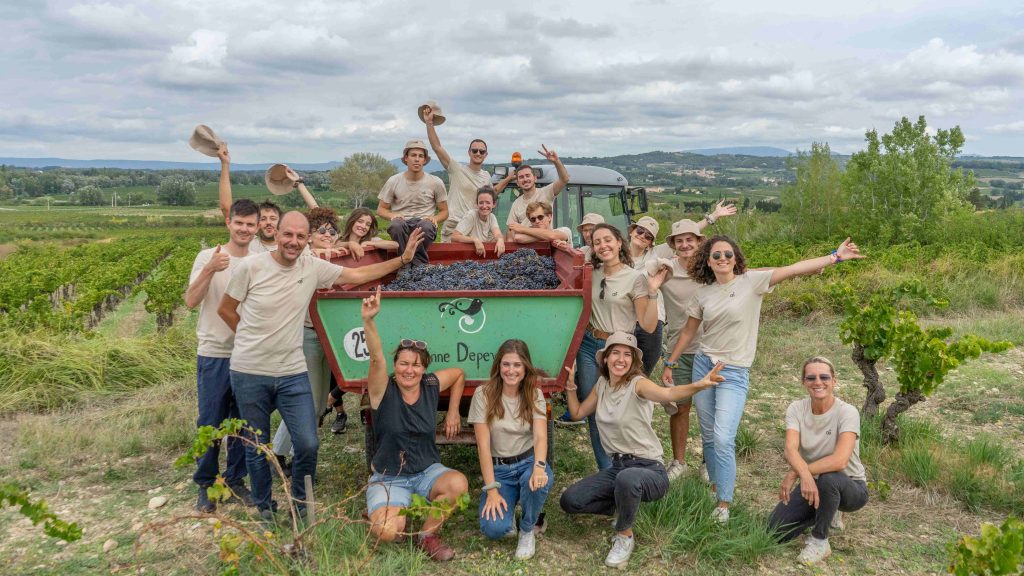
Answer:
[
  {"left": 361, "top": 287, "right": 468, "bottom": 562},
  {"left": 768, "top": 357, "right": 869, "bottom": 565},
  {"left": 470, "top": 339, "right": 553, "bottom": 560},
  {"left": 559, "top": 332, "right": 723, "bottom": 569}
]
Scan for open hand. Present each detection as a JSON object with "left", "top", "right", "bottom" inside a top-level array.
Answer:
[
  {"left": 836, "top": 237, "right": 865, "bottom": 261},
  {"left": 401, "top": 228, "right": 424, "bottom": 263},
  {"left": 800, "top": 474, "right": 820, "bottom": 509},
  {"left": 495, "top": 238, "right": 506, "bottom": 257},
  {"left": 444, "top": 410, "right": 460, "bottom": 440},
  {"left": 712, "top": 200, "right": 737, "bottom": 219},
  {"left": 698, "top": 362, "right": 726, "bottom": 389},
  {"left": 481, "top": 490, "right": 507, "bottom": 521}
]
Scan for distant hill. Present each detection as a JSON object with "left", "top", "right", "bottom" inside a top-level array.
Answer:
[
  {"left": 0, "top": 157, "right": 342, "bottom": 172},
  {"left": 686, "top": 146, "right": 793, "bottom": 157}
]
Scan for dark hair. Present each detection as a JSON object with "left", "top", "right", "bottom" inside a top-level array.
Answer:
[
  {"left": 391, "top": 344, "right": 431, "bottom": 369},
  {"left": 482, "top": 340, "right": 544, "bottom": 425},
  {"left": 402, "top": 146, "right": 431, "bottom": 166},
  {"left": 307, "top": 207, "right": 338, "bottom": 232},
  {"left": 228, "top": 199, "right": 259, "bottom": 219},
  {"left": 597, "top": 343, "right": 645, "bottom": 387},
  {"left": 476, "top": 186, "right": 497, "bottom": 203},
  {"left": 469, "top": 138, "right": 488, "bottom": 151},
  {"left": 258, "top": 200, "right": 282, "bottom": 219},
  {"left": 515, "top": 164, "right": 534, "bottom": 175},
  {"left": 342, "top": 207, "right": 379, "bottom": 243},
  {"left": 588, "top": 223, "right": 633, "bottom": 269},
  {"left": 687, "top": 234, "right": 747, "bottom": 285}
]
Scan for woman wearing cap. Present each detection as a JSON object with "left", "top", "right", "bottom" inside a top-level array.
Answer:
[
  {"left": 469, "top": 339, "right": 553, "bottom": 560},
  {"left": 663, "top": 236, "right": 864, "bottom": 523},
  {"left": 361, "top": 286, "right": 468, "bottom": 562},
  {"left": 560, "top": 331, "right": 724, "bottom": 569},
  {"left": 768, "top": 356, "right": 868, "bottom": 565},
  {"left": 576, "top": 213, "right": 605, "bottom": 259},
  {"left": 566, "top": 223, "right": 665, "bottom": 470},
  {"left": 339, "top": 207, "right": 398, "bottom": 260}
]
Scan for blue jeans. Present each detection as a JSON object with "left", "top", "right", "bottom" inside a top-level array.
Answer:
[
  {"left": 479, "top": 457, "right": 553, "bottom": 538},
  {"left": 272, "top": 328, "right": 331, "bottom": 457},
  {"left": 193, "top": 356, "right": 247, "bottom": 487},
  {"left": 366, "top": 462, "right": 454, "bottom": 515},
  {"left": 230, "top": 370, "right": 320, "bottom": 511},
  {"left": 575, "top": 331, "right": 611, "bottom": 470},
  {"left": 634, "top": 320, "right": 664, "bottom": 377},
  {"left": 692, "top": 353, "right": 750, "bottom": 503}
]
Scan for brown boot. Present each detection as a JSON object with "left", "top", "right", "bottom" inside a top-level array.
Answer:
[{"left": 417, "top": 533, "right": 455, "bottom": 562}]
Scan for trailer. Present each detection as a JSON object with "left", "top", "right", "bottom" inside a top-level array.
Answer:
[{"left": 310, "top": 242, "right": 592, "bottom": 470}]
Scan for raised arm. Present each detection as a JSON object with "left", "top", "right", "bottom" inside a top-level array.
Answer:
[
  {"left": 564, "top": 365, "right": 599, "bottom": 421},
  {"left": 423, "top": 108, "right": 453, "bottom": 170},
  {"left": 217, "top": 145, "right": 232, "bottom": 219},
  {"left": 335, "top": 229, "right": 423, "bottom": 286},
  {"left": 637, "top": 363, "right": 723, "bottom": 404},
  {"left": 493, "top": 171, "right": 516, "bottom": 195},
  {"left": 539, "top": 145, "right": 569, "bottom": 196},
  {"left": 362, "top": 286, "right": 389, "bottom": 409},
  {"left": 696, "top": 200, "right": 737, "bottom": 231},
  {"left": 770, "top": 237, "right": 864, "bottom": 287},
  {"left": 436, "top": 367, "right": 465, "bottom": 440}
]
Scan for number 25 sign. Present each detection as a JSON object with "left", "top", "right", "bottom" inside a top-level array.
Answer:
[{"left": 343, "top": 327, "right": 369, "bottom": 361}]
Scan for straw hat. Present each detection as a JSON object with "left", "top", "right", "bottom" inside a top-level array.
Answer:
[
  {"left": 577, "top": 213, "right": 605, "bottom": 232},
  {"left": 595, "top": 331, "right": 644, "bottom": 366},
  {"left": 628, "top": 216, "right": 660, "bottom": 239},
  {"left": 189, "top": 124, "right": 225, "bottom": 157},
  {"left": 417, "top": 100, "right": 446, "bottom": 126},
  {"left": 264, "top": 164, "right": 298, "bottom": 196},
  {"left": 665, "top": 219, "right": 705, "bottom": 244},
  {"left": 643, "top": 257, "right": 675, "bottom": 280}
]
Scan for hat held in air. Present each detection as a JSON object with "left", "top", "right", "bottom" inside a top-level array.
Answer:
[{"left": 189, "top": 124, "right": 225, "bottom": 158}]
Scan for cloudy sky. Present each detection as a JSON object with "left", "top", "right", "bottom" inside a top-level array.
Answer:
[{"left": 1, "top": 0, "right": 1022, "bottom": 163}]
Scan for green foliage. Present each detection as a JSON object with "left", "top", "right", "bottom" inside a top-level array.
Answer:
[
  {"left": 399, "top": 492, "right": 471, "bottom": 520},
  {"left": 135, "top": 242, "right": 202, "bottom": 329},
  {"left": 735, "top": 425, "right": 761, "bottom": 458},
  {"left": 1, "top": 481, "right": 83, "bottom": 541},
  {"left": 780, "top": 142, "right": 844, "bottom": 241},
  {"left": 948, "top": 517, "right": 1024, "bottom": 576},
  {"left": 833, "top": 279, "right": 946, "bottom": 362},
  {"left": 76, "top": 185, "right": 105, "bottom": 206},
  {"left": 329, "top": 153, "right": 396, "bottom": 208},
  {"left": 175, "top": 418, "right": 250, "bottom": 468},
  {"left": 156, "top": 177, "right": 197, "bottom": 206},
  {"left": 889, "top": 321, "right": 1012, "bottom": 397}
]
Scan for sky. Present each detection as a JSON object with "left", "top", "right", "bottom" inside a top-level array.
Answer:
[{"left": 1, "top": 0, "right": 1022, "bottom": 163}]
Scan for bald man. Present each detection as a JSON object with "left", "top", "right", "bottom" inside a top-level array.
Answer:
[{"left": 218, "top": 211, "right": 423, "bottom": 520}]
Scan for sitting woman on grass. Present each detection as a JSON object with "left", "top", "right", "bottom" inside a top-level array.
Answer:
[
  {"left": 361, "top": 286, "right": 468, "bottom": 563},
  {"left": 469, "top": 339, "right": 553, "bottom": 560},
  {"left": 768, "top": 356, "right": 868, "bottom": 565},
  {"left": 559, "top": 331, "right": 724, "bottom": 569}
]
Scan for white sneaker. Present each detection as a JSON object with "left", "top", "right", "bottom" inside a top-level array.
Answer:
[
  {"left": 604, "top": 534, "right": 635, "bottom": 569},
  {"left": 798, "top": 536, "right": 832, "bottom": 565},
  {"left": 830, "top": 511, "right": 844, "bottom": 531},
  {"left": 666, "top": 460, "right": 687, "bottom": 481},
  {"left": 515, "top": 530, "right": 536, "bottom": 560},
  {"left": 711, "top": 506, "right": 730, "bottom": 524}
]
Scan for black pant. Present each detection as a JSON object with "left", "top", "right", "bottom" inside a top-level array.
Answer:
[
  {"left": 387, "top": 217, "right": 436, "bottom": 265},
  {"left": 634, "top": 321, "right": 664, "bottom": 377},
  {"left": 768, "top": 471, "right": 869, "bottom": 541},
  {"left": 560, "top": 456, "right": 669, "bottom": 532}
]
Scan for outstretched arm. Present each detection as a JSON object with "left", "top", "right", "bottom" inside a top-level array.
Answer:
[
  {"left": 423, "top": 108, "right": 453, "bottom": 170},
  {"left": 638, "top": 363, "right": 723, "bottom": 403},
  {"left": 335, "top": 229, "right": 423, "bottom": 286},
  {"left": 217, "top": 145, "right": 232, "bottom": 220},
  {"left": 696, "top": 199, "right": 737, "bottom": 231},
  {"left": 770, "top": 237, "right": 864, "bottom": 287}
]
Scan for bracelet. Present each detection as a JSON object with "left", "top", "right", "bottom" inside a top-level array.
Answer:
[
  {"left": 830, "top": 249, "right": 842, "bottom": 264},
  {"left": 482, "top": 481, "right": 501, "bottom": 492},
  {"left": 564, "top": 385, "right": 578, "bottom": 391},
  {"left": 704, "top": 213, "right": 716, "bottom": 225},
  {"left": 662, "top": 358, "right": 678, "bottom": 369}
]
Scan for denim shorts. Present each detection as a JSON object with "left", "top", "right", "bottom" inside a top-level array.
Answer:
[{"left": 366, "top": 462, "right": 453, "bottom": 514}]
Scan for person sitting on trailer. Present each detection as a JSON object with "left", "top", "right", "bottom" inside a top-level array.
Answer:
[
  {"left": 376, "top": 139, "right": 449, "bottom": 265},
  {"left": 338, "top": 207, "right": 398, "bottom": 261},
  {"left": 507, "top": 201, "right": 572, "bottom": 246},
  {"left": 360, "top": 286, "right": 468, "bottom": 562},
  {"left": 451, "top": 186, "right": 506, "bottom": 257}
]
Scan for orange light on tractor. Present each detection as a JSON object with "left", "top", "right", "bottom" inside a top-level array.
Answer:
[{"left": 511, "top": 152, "right": 522, "bottom": 166}]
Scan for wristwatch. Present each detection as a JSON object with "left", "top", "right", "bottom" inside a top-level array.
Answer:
[{"left": 535, "top": 460, "right": 547, "bottom": 468}]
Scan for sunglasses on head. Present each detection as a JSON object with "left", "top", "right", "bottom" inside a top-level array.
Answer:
[
  {"left": 711, "top": 250, "right": 735, "bottom": 260},
  {"left": 804, "top": 374, "right": 833, "bottom": 382},
  {"left": 469, "top": 148, "right": 488, "bottom": 155},
  {"left": 599, "top": 278, "right": 607, "bottom": 300},
  {"left": 317, "top": 226, "right": 338, "bottom": 236},
  {"left": 635, "top": 228, "right": 654, "bottom": 242},
  {"left": 528, "top": 214, "right": 546, "bottom": 223},
  {"left": 399, "top": 338, "right": 428, "bottom": 350}
]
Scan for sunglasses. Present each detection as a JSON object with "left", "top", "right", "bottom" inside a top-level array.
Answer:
[
  {"left": 528, "top": 214, "right": 547, "bottom": 223},
  {"left": 470, "top": 148, "right": 488, "bottom": 155},
  {"left": 599, "top": 278, "right": 607, "bottom": 300},
  {"left": 317, "top": 226, "right": 338, "bottom": 236},
  {"left": 803, "top": 374, "right": 833, "bottom": 382},
  {"left": 711, "top": 250, "right": 735, "bottom": 260},
  {"left": 635, "top": 228, "right": 654, "bottom": 242},
  {"left": 399, "top": 338, "right": 428, "bottom": 350}
]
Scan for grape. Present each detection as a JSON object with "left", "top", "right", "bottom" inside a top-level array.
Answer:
[{"left": 382, "top": 249, "right": 560, "bottom": 292}]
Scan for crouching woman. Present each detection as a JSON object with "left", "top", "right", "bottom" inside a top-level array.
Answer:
[
  {"left": 469, "top": 339, "right": 553, "bottom": 560},
  {"left": 768, "top": 357, "right": 868, "bottom": 565},
  {"left": 560, "top": 332, "right": 723, "bottom": 569},
  {"left": 362, "top": 286, "right": 468, "bottom": 562}
]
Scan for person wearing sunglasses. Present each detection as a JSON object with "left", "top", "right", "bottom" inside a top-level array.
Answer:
[
  {"left": 451, "top": 186, "right": 506, "bottom": 257},
  {"left": 507, "top": 201, "right": 572, "bottom": 245},
  {"left": 768, "top": 357, "right": 868, "bottom": 565},
  {"left": 505, "top": 145, "right": 570, "bottom": 236},
  {"left": 360, "top": 286, "right": 468, "bottom": 562},
  {"left": 625, "top": 216, "right": 667, "bottom": 379},
  {"left": 662, "top": 235, "right": 864, "bottom": 523}
]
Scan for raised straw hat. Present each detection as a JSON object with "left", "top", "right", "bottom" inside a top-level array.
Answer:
[
  {"left": 188, "top": 124, "right": 225, "bottom": 157},
  {"left": 264, "top": 164, "right": 298, "bottom": 196},
  {"left": 417, "top": 100, "right": 446, "bottom": 126}
]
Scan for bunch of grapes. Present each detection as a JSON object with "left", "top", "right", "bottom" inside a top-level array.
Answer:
[{"left": 383, "top": 249, "right": 560, "bottom": 291}]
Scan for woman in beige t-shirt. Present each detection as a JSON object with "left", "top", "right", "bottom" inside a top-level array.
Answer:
[
  {"left": 469, "top": 339, "right": 552, "bottom": 561},
  {"left": 338, "top": 207, "right": 398, "bottom": 261},
  {"left": 560, "top": 331, "right": 723, "bottom": 569}
]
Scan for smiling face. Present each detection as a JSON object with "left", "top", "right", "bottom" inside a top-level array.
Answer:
[
  {"left": 707, "top": 240, "right": 737, "bottom": 276},
  {"left": 499, "top": 352, "right": 525, "bottom": 387},
  {"left": 604, "top": 345, "right": 635, "bottom": 379},
  {"left": 672, "top": 232, "right": 701, "bottom": 259},
  {"left": 802, "top": 361, "right": 836, "bottom": 401},
  {"left": 352, "top": 214, "right": 373, "bottom": 239},
  {"left": 404, "top": 148, "right": 427, "bottom": 173},
  {"left": 394, "top": 349, "right": 427, "bottom": 388},
  {"left": 630, "top": 225, "right": 655, "bottom": 250},
  {"left": 258, "top": 208, "right": 280, "bottom": 241},
  {"left": 516, "top": 166, "right": 536, "bottom": 192},
  {"left": 592, "top": 227, "right": 622, "bottom": 264},
  {"left": 274, "top": 212, "right": 310, "bottom": 264},
  {"left": 477, "top": 192, "right": 495, "bottom": 218},
  {"left": 227, "top": 213, "right": 258, "bottom": 248},
  {"left": 311, "top": 222, "right": 338, "bottom": 250}
]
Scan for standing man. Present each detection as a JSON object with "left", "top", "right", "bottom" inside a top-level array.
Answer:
[
  {"left": 184, "top": 197, "right": 260, "bottom": 513},
  {"left": 377, "top": 139, "right": 448, "bottom": 265},
  {"left": 422, "top": 107, "right": 494, "bottom": 242},
  {"left": 218, "top": 212, "right": 424, "bottom": 519},
  {"left": 506, "top": 147, "right": 570, "bottom": 238}
]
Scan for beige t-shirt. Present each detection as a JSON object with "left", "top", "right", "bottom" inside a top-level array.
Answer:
[
  {"left": 785, "top": 397, "right": 866, "bottom": 482},
  {"left": 377, "top": 172, "right": 447, "bottom": 219},
  {"left": 661, "top": 258, "right": 701, "bottom": 354},
  {"left": 446, "top": 162, "right": 491, "bottom": 225},
  {"left": 653, "top": 243, "right": 674, "bottom": 259},
  {"left": 248, "top": 238, "right": 277, "bottom": 254},
  {"left": 454, "top": 209, "right": 500, "bottom": 242},
  {"left": 632, "top": 248, "right": 666, "bottom": 323},
  {"left": 595, "top": 375, "right": 662, "bottom": 463},
  {"left": 507, "top": 183, "right": 557, "bottom": 226},
  {"left": 190, "top": 247, "right": 244, "bottom": 358},
  {"left": 225, "top": 252, "right": 343, "bottom": 376},
  {"left": 685, "top": 269, "right": 775, "bottom": 368},
  {"left": 468, "top": 386, "right": 546, "bottom": 458},
  {"left": 590, "top": 265, "right": 649, "bottom": 334}
]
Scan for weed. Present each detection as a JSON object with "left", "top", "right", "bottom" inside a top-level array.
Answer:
[
  {"left": 964, "top": 433, "right": 1014, "bottom": 470},
  {"left": 734, "top": 425, "right": 761, "bottom": 458},
  {"left": 896, "top": 443, "right": 939, "bottom": 487}
]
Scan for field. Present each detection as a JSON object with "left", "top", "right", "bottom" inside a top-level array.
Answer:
[{"left": 1, "top": 206, "right": 1022, "bottom": 575}]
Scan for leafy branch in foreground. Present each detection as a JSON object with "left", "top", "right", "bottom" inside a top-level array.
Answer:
[
  {"left": 1, "top": 481, "right": 83, "bottom": 542},
  {"left": 948, "top": 516, "right": 1023, "bottom": 576}
]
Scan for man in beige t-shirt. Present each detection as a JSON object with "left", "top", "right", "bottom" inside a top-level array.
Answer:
[
  {"left": 505, "top": 146, "right": 570, "bottom": 237},
  {"left": 377, "top": 139, "right": 448, "bottom": 265}
]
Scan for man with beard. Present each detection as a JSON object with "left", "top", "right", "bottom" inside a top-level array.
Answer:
[
  {"left": 184, "top": 197, "right": 260, "bottom": 513},
  {"left": 376, "top": 139, "right": 448, "bottom": 265},
  {"left": 505, "top": 146, "right": 569, "bottom": 239}
]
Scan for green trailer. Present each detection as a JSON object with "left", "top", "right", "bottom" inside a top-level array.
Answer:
[{"left": 310, "top": 242, "right": 593, "bottom": 469}]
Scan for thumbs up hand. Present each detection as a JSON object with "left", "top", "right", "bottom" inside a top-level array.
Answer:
[{"left": 206, "top": 244, "right": 230, "bottom": 273}]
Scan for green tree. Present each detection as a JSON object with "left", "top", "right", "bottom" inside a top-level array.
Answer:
[
  {"left": 329, "top": 153, "right": 396, "bottom": 208},
  {"left": 843, "top": 116, "right": 975, "bottom": 243},
  {"left": 76, "top": 185, "right": 104, "bottom": 206},
  {"left": 781, "top": 142, "right": 844, "bottom": 241},
  {"left": 156, "top": 177, "right": 196, "bottom": 206}
]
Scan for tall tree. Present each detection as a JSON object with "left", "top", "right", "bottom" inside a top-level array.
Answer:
[
  {"left": 329, "top": 153, "right": 396, "bottom": 208},
  {"left": 780, "top": 142, "right": 844, "bottom": 241},
  {"left": 156, "top": 177, "right": 196, "bottom": 206}
]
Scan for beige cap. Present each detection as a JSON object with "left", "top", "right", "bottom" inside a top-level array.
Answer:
[
  {"left": 595, "top": 331, "right": 644, "bottom": 366},
  {"left": 404, "top": 138, "right": 429, "bottom": 156},
  {"left": 417, "top": 101, "right": 446, "bottom": 126},
  {"left": 577, "top": 213, "right": 605, "bottom": 231},
  {"left": 628, "top": 216, "right": 660, "bottom": 239},
  {"left": 265, "top": 164, "right": 297, "bottom": 196},
  {"left": 643, "top": 257, "right": 675, "bottom": 280},
  {"left": 665, "top": 219, "right": 705, "bottom": 244},
  {"left": 188, "top": 124, "right": 225, "bottom": 157}
]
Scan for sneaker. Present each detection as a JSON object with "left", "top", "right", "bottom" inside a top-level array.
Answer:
[
  {"left": 798, "top": 536, "right": 832, "bottom": 565},
  {"left": 711, "top": 506, "right": 730, "bottom": 524},
  {"left": 196, "top": 487, "right": 216, "bottom": 513},
  {"left": 533, "top": 513, "right": 546, "bottom": 535},
  {"left": 418, "top": 533, "right": 455, "bottom": 562},
  {"left": 830, "top": 511, "right": 844, "bottom": 531},
  {"left": 259, "top": 507, "right": 277, "bottom": 530},
  {"left": 330, "top": 411, "right": 348, "bottom": 434},
  {"left": 666, "top": 460, "right": 687, "bottom": 481},
  {"left": 515, "top": 530, "right": 536, "bottom": 560},
  {"left": 226, "top": 482, "right": 255, "bottom": 507},
  {"left": 275, "top": 454, "right": 292, "bottom": 479},
  {"left": 554, "top": 410, "right": 585, "bottom": 426},
  {"left": 604, "top": 534, "right": 635, "bottom": 569}
]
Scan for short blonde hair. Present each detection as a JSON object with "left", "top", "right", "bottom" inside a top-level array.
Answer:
[
  {"left": 802, "top": 356, "right": 836, "bottom": 378},
  {"left": 526, "top": 201, "right": 552, "bottom": 217}
]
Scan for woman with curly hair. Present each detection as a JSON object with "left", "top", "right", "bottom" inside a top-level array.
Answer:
[
  {"left": 469, "top": 339, "right": 553, "bottom": 560},
  {"left": 662, "top": 235, "right": 864, "bottom": 523},
  {"left": 339, "top": 207, "right": 398, "bottom": 260}
]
